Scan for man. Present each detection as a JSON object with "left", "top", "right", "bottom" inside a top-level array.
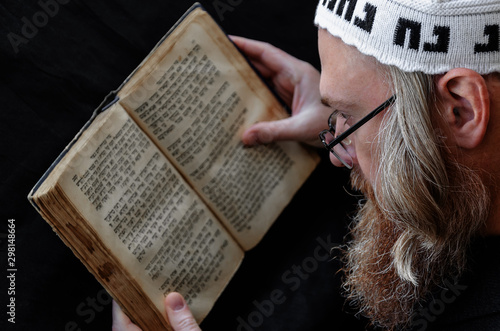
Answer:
[{"left": 114, "top": 0, "right": 500, "bottom": 329}]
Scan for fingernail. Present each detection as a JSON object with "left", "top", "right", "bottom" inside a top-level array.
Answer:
[
  {"left": 168, "top": 293, "right": 185, "bottom": 312},
  {"left": 243, "top": 132, "right": 258, "bottom": 146}
]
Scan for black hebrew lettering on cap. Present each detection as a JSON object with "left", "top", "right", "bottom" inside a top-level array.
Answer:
[
  {"left": 335, "top": 0, "right": 357, "bottom": 22},
  {"left": 321, "top": 0, "right": 377, "bottom": 34},
  {"left": 423, "top": 26, "right": 450, "bottom": 53},
  {"left": 353, "top": 3, "right": 376, "bottom": 33},
  {"left": 394, "top": 18, "right": 421, "bottom": 50},
  {"left": 474, "top": 24, "right": 499, "bottom": 53},
  {"left": 394, "top": 18, "right": 450, "bottom": 54}
]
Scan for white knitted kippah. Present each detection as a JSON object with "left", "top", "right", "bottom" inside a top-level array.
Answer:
[{"left": 315, "top": 0, "right": 500, "bottom": 74}]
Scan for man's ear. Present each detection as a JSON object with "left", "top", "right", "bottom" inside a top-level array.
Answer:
[{"left": 435, "top": 68, "right": 490, "bottom": 149}]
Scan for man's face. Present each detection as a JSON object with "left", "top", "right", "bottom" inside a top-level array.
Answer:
[
  {"left": 317, "top": 28, "right": 492, "bottom": 329},
  {"left": 318, "top": 29, "right": 390, "bottom": 180}
]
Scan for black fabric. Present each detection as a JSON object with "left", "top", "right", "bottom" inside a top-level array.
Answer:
[
  {"left": 420, "top": 236, "right": 500, "bottom": 331},
  {"left": 0, "top": 1, "right": 369, "bottom": 330},
  {"left": 3, "top": 1, "right": 499, "bottom": 330}
]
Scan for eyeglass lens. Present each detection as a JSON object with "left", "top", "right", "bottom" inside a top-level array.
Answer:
[{"left": 319, "top": 130, "right": 353, "bottom": 168}]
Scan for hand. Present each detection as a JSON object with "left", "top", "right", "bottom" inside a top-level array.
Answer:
[
  {"left": 112, "top": 292, "right": 201, "bottom": 331},
  {"left": 230, "top": 36, "right": 331, "bottom": 147}
]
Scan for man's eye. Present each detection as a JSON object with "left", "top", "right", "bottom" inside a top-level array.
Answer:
[
  {"left": 333, "top": 110, "right": 352, "bottom": 122},
  {"left": 341, "top": 113, "right": 351, "bottom": 120}
]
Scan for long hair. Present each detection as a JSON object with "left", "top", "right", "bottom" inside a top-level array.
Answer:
[{"left": 342, "top": 66, "right": 490, "bottom": 329}]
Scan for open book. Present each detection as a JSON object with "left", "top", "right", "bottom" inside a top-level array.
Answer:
[{"left": 28, "top": 3, "right": 319, "bottom": 330}]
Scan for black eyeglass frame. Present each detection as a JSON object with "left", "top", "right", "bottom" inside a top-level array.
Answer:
[{"left": 319, "top": 95, "right": 397, "bottom": 168}]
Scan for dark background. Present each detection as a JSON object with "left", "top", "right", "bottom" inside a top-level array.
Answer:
[{"left": 0, "top": 1, "right": 367, "bottom": 330}]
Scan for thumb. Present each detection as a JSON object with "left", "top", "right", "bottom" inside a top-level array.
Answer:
[{"left": 165, "top": 293, "right": 201, "bottom": 331}]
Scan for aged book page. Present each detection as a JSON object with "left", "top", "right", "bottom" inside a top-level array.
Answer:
[
  {"left": 119, "top": 7, "right": 319, "bottom": 250},
  {"left": 37, "top": 103, "right": 244, "bottom": 324}
]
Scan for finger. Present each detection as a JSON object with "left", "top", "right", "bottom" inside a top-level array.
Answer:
[
  {"left": 248, "top": 61, "right": 274, "bottom": 80},
  {"left": 242, "top": 115, "right": 323, "bottom": 147},
  {"left": 230, "top": 35, "right": 292, "bottom": 75},
  {"left": 112, "top": 300, "right": 143, "bottom": 331},
  {"left": 230, "top": 35, "right": 270, "bottom": 61},
  {"left": 230, "top": 36, "right": 277, "bottom": 79},
  {"left": 165, "top": 293, "right": 201, "bottom": 331}
]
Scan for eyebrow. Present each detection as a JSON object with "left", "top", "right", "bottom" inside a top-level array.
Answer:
[
  {"left": 321, "top": 97, "right": 332, "bottom": 108},
  {"left": 320, "top": 96, "right": 356, "bottom": 111}
]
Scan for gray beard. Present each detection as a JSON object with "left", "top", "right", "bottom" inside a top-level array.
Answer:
[{"left": 341, "top": 165, "right": 489, "bottom": 329}]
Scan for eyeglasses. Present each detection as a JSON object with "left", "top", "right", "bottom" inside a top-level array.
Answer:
[{"left": 319, "top": 95, "right": 396, "bottom": 169}]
